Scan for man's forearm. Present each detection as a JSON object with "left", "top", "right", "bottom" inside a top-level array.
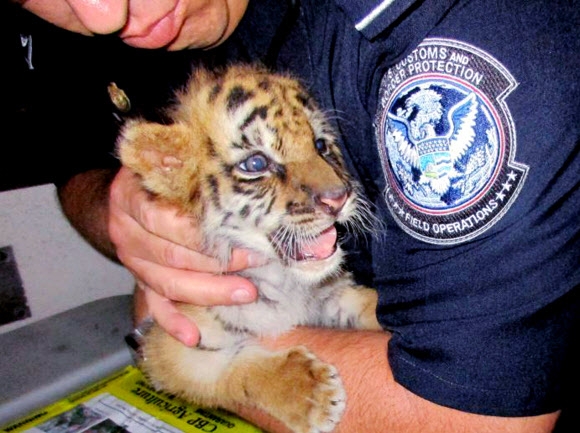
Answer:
[
  {"left": 233, "top": 329, "right": 393, "bottom": 433},
  {"left": 236, "top": 328, "right": 559, "bottom": 433},
  {"left": 57, "top": 168, "right": 119, "bottom": 261}
]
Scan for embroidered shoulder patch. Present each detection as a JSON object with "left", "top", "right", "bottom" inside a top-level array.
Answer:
[{"left": 375, "top": 38, "right": 528, "bottom": 245}]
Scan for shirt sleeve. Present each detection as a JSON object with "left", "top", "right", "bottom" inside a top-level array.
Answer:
[{"left": 385, "top": 279, "right": 580, "bottom": 416}]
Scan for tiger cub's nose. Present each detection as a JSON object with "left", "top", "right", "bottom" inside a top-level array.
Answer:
[{"left": 316, "top": 188, "right": 348, "bottom": 216}]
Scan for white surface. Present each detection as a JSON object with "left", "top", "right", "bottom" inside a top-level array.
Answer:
[{"left": 0, "top": 183, "right": 133, "bottom": 334}]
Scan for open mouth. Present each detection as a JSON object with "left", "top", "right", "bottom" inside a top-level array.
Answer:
[{"left": 270, "top": 225, "right": 338, "bottom": 261}]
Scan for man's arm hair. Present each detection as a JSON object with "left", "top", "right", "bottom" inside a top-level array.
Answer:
[{"left": 57, "top": 168, "right": 119, "bottom": 262}]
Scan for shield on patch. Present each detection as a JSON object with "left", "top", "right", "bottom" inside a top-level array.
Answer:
[{"left": 417, "top": 138, "right": 452, "bottom": 180}]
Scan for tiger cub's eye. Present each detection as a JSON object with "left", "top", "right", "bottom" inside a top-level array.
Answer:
[
  {"left": 315, "top": 138, "right": 328, "bottom": 154},
  {"left": 238, "top": 153, "right": 269, "bottom": 173}
]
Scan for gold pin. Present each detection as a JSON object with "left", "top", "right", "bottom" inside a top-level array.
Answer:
[{"left": 107, "top": 82, "right": 131, "bottom": 113}]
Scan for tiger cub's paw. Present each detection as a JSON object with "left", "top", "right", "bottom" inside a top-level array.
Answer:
[{"left": 282, "top": 347, "right": 346, "bottom": 433}]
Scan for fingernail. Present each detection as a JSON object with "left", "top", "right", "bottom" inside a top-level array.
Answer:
[
  {"left": 231, "top": 288, "right": 254, "bottom": 303},
  {"left": 247, "top": 253, "right": 268, "bottom": 267},
  {"left": 176, "top": 331, "right": 197, "bottom": 347}
]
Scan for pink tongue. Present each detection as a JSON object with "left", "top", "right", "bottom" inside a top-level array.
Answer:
[{"left": 301, "top": 226, "right": 338, "bottom": 260}]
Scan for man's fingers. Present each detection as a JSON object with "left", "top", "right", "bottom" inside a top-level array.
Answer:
[
  {"left": 111, "top": 207, "right": 267, "bottom": 273},
  {"left": 135, "top": 197, "right": 202, "bottom": 250},
  {"left": 127, "top": 256, "right": 258, "bottom": 306},
  {"left": 112, "top": 167, "right": 205, "bottom": 250},
  {"left": 142, "top": 286, "right": 200, "bottom": 347},
  {"left": 110, "top": 168, "right": 202, "bottom": 249},
  {"left": 229, "top": 248, "right": 269, "bottom": 271},
  {"left": 127, "top": 204, "right": 267, "bottom": 271}
]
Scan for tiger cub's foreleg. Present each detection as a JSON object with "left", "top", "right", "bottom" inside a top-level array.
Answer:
[
  {"left": 320, "top": 283, "right": 382, "bottom": 331},
  {"left": 222, "top": 345, "right": 345, "bottom": 433},
  {"left": 142, "top": 329, "right": 345, "bottom": 433}
]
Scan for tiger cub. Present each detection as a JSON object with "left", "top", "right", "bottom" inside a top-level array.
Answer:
[{"left": 117, "top": 64, "right": 382, "bottom": 433}]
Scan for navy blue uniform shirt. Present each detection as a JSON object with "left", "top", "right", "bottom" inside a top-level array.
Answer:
[{"left": 277, "top": 0, "right": 579, "bottom": 417}]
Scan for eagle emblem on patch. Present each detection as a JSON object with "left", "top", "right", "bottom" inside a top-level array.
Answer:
[{"left": 375, "top": 38, "right": 528, "bottom": 245}]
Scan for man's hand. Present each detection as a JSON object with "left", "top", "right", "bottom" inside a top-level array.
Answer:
[
  {"left": 59, "top": 167, "right": 265, "bottom": 346},
  {"left": 108, "top": 167, "right": 267, "bottom": 345}
]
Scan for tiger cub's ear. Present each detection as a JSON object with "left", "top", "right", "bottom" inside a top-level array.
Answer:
[{"left": 117, "top": 120, "right": 195, "bottom": 201}]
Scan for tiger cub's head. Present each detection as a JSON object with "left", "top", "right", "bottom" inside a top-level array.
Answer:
[{"left": 118, "top": 65, "right": 369, "bottom": 275}]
